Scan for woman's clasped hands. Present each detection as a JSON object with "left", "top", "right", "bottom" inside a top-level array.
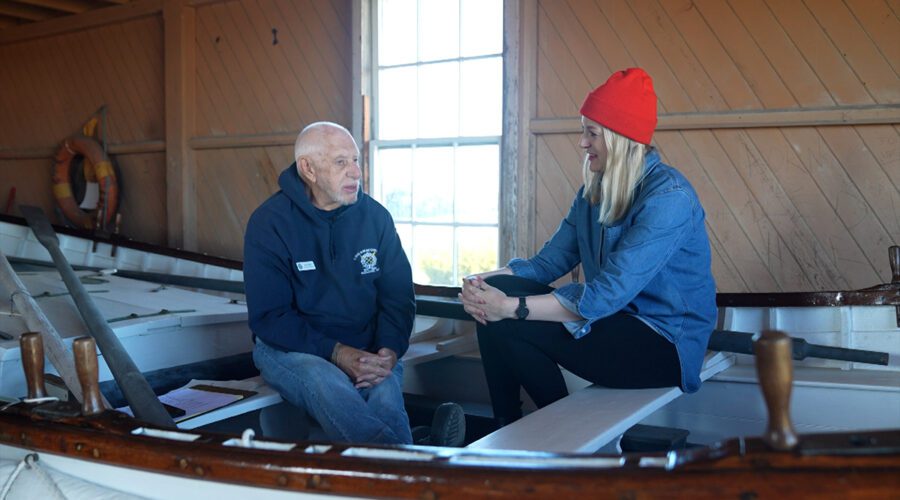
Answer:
[{"left": 459, "top": 274, "right": 515, "bottom": 325}]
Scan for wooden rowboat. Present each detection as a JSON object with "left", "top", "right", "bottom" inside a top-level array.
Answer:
[{"left": 0, "top": 214, "right": 898, "bottom": 498}]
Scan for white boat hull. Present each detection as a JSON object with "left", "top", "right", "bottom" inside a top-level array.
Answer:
[
  {"left": 1, "top": 218, "right": 897, "bottom": 451},
  {"left": 640, "top": 303, "right": 900, "bottom": 444}
]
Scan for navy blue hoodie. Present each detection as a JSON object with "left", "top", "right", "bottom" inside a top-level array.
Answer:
[{"left": 244, "top": 165, "right": 415, "bottom": 359}]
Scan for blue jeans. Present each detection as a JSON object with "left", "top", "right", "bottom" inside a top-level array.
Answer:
[{"left": 253, "top": 338, "right": 413, "bottom": 445}]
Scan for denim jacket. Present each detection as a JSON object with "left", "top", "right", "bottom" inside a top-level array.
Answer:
[{"left": 508, "top": 150, "right": 716, "bottom": 393}]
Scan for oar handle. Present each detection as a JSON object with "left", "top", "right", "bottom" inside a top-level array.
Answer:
[
  {"left": 754, "top": 330, "right": 799, "bottom": 450},
  {"left": 19, "top": 332, "right": 47, "bottom": 400},
  {"left": 73, "top": 337, "right": 105, "bottom": 416},
  {"left": 20, "top": 204, "right": 174, "bottom": 428}
]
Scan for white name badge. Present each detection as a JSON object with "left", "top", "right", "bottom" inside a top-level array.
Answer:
[{"left": 296, "top": 261, "right": 316, "bottom": 272}]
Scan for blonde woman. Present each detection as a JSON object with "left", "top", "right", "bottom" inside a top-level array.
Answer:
[{"left": 460, "top": 68, "right": 716, "bottom": 428}]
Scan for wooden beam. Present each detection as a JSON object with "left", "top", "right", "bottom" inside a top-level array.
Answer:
[
  {"left": 530, "top": 105, "right": 900, "bottom": 135},
  {"left": 0, "top": 0, "right": 161, "bottom": 45},
  {"left": 0, "top": 2, "right": 58, "bottom": 21},
  {"left": 12, "top": 0, "right": 93, "bottom": 15},
  {"left": 186, "top": 0, "right": 237, "bottom": 7},
  {"left": 164, "top": 0, "right": 196, "bottom": 251},
  {"left": 515, "top": 0, "right": 537, "bottom": 258},
  {"left": 0, "top": 140, "right": 165, "bottom": 160},
  {"left": 352, "top": 1, "right": 372, "bottom": 192},
  {"left": 189, "top": 132, "right": 296, "bottom": 150},
  {"left": 499, "top": 0, "right": 520, "bottom": 265},
  {"left": 351, "top": 0, "right": 368, "bottom": 150}
]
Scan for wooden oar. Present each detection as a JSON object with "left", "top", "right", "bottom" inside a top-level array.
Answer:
[
  {"left": 73, "top": 337, "right": 105, "bottom": 416},
  {"left": 7, "top": 256, "right": 244, "bottom": 294},
  {"left": 0, "top": 248, "right": 88, "bottom": 404},
  {"left": 19, "top": 332, "right": 48, "bottom": 399},
  {"left": 754, "top": 330, "right": 799, "bottom": 450},
  {"left": 20, "top": 205, "right": 175, "bottom": 428}
]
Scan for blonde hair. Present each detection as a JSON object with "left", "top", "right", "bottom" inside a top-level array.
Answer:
[{"left": 582, "top": 126, "right": 647, "bottom": 225}]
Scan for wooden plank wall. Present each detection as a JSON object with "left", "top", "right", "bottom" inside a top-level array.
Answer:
[
  {"left": 0, "top": 0, "right": 351, "bottom": 260},
  {"left": 1, "top": 0, "right": 896, "bottom": 293},
  {"left": 193, "top": 0, "right": 351, "bottom": 258},
  {"left": 0, "top": 15, "right": 168, "bottom": 243},
  {"left": 527, "top": 0, "right": 899, "bottom": 292}
]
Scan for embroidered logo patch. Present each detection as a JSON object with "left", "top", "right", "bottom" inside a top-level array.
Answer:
[
  {"left": 354, "top": 248, "right": 379, "bottom": 275},
  {"left": 296, "top": 261, "right": 316, "bottom": 272}
]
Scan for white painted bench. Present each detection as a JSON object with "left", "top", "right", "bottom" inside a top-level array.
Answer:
[
  {"left": 175, "top": 316, "right": 472, "bottom": 431},
  {"left": 466, "top": 351, "right": 735, "bottom": 453}
]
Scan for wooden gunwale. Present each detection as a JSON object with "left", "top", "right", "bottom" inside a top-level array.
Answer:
[
  {"left": 1, "top": 407, "right": 898, "bottom": 498},
  {"left": 415, "top": 284, "right": 900, "bottom": 308},
  {"left": 4, "top": 216, "right": 896, "bottom": 309},
  {"left": 0, "top": 214, "right": 243, "bottom": 271}
]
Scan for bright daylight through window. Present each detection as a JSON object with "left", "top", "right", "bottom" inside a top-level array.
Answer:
[{"left": 371, "top": 0, "right": 502, "bottom": 286}]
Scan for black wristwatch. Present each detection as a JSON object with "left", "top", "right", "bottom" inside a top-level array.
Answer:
[{"left": 515, "top": 297, "right": 529, "bottom": 320}]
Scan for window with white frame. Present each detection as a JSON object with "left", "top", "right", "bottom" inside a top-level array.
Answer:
[{"left": 370, "top": 0, "right": 503, "bottom": 286}]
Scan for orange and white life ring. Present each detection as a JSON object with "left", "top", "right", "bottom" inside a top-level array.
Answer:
[{"left": 52, "top": 135, "right": 119, "bottom": 230}]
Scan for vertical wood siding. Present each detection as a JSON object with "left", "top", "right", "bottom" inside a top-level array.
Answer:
[
  {"left": 0, "top": 0, "right": 350, "bottom": 260},
  {"left": 192, "top": 0, "right": 351, "bottom": 259},
  {"left": 530, "top": 0, "right": 899, "bottom": 292},
  {"left": 0, "top": 16, "right": 166, "bottom": 243},
  {"left": 195, "top": 0, "right": 350, "bottom": 136},
  {"left": 0, "top": 0, "right": 894, "bottom": 292}
]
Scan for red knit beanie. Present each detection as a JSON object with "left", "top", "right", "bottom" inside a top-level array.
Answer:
[{"left": 579, "top": 68, "right": 657, "bottom": 145}]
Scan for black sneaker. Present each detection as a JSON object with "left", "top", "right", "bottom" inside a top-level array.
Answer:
[{"left": 429, "top": 402, "right": 466, "bottom": 447}]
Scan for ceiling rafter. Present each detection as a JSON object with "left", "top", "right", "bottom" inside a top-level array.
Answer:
[
  {"left": 0, "top": 2, "right": 59, "bottom": 22},
  {"left": 0, "top": 0, "right": 132, "bottom": 29},
  {"left": 11, "top": 0, "right": 94, "bottom": 15}
]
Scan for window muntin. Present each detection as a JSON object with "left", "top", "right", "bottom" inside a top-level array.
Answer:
[{"left": 371, "top": 0, "right": 503, "bottom": 285}]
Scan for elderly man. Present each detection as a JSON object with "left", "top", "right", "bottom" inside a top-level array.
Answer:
[{"left": 244, "top": 122, "right": 463, "bottom": 446}]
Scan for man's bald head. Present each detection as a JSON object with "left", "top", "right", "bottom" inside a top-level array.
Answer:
[
  {"left": 293, "top": 121, "right": 362, "bottom": 211},
  {"left": 294, "top": 122, "right": 355, "bottom": 163}
]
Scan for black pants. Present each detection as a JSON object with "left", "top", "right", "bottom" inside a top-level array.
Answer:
[{"left": 476, "top": 275, "right": 682, "bottom": 423}]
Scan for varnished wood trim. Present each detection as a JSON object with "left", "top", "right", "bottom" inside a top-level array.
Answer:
[
  {"left": 0, "top": 0, "right": 162, "bottom": 45},
  {"left": 413, "top": 284, "right": 900, "bottom": 308},
  {"left": 530, "top": 105, "right": 900, "bottom": 135},
  {"left": 0, "top": 214, "right": 243, "bottom": 269},
  {"left": 0, "top": 409, "right": 898, "bottom": 498}
]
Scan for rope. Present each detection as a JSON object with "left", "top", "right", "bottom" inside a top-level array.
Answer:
[
  {"left": 22, "top": 396, "right": 58, "bottom": 405},
  {"left": 0, "top": 457, "right": 26, "bottom": 499},
  {"left": 240, "top": 428, "right": 255, "bottom": 447},
  {"left": 0, "top": 453, "right": 66, "bottom": 500}
]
